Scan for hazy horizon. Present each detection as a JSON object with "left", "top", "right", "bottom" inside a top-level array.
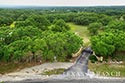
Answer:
[{"left": 0, "top": 0, "right": 125, "bottom": 7}]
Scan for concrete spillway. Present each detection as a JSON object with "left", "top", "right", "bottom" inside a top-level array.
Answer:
[{"left": 63, "top": 47, "right": 93, "bottom": 76}]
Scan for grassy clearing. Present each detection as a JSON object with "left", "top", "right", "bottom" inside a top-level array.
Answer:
[
  {"left": 89, "top": 62, "right": 125, "bottom": 77},
  {"left": 67, "top": 22, "right": 90, "bottom": 45}
]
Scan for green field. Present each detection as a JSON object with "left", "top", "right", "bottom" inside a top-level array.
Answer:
[{"left": 67, "top": 23, "right": 90, "bottom": 45}]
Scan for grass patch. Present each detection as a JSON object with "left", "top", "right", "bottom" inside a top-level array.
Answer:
[
  {"left": 89, "top": 62, "right": 125, "bottom": 77},
  {"left": 67, "top": 22, "right": 90, "bottom": 44},
  {"left": 0, "top": 62, "right": 39, "bottom": 74},
  {"left": 42, "top": 68, "right": 65, "bottom": 75},
  {"left": 0, "top": 82, "right": 5, "bottom": 83}
]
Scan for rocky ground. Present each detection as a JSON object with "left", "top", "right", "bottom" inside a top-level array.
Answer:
[{"left": 0, "top": 62, "right": 73, "bottom": 82}]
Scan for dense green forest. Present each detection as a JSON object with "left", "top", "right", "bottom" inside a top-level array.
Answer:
[{"left": 0, "top": 6, "right": 125, "bottom": 63}]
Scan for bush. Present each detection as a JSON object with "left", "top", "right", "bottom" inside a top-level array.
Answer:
[
  {"left": 88, "top": 22, "right": 102, "bottom": 35},
  {"left": 51, "top": 19, "right": 70, "bottom": 32},
  {"left": 89, "top": 55, "right": 98, "bottom": 63}
]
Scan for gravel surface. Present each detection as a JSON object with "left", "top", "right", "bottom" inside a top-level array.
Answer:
[
  {"left": 6, "top": 77, "right": 125, "bottom": 83},
  {"left": 0, "top": 62, "right": 73, "bottom": 82}
]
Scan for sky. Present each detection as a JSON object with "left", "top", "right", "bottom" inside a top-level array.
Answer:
[{"left": 0, "top": 0, "right": 125, "bottom": 6}]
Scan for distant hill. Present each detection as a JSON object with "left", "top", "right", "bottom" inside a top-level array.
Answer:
[{"left": 0, "top": 5, "right": 125, "bottom": 9}]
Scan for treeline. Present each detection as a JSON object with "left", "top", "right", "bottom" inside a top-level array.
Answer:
[{"left": 0, "top": 6, "right": 125, "bottom": 27}]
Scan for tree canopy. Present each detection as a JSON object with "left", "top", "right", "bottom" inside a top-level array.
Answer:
[
  {"left": 51, "top": 19, "right": 70, "bottom": 32},
  {"left": 91, "top": 29, "right": 125, "bottom": 59}
]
